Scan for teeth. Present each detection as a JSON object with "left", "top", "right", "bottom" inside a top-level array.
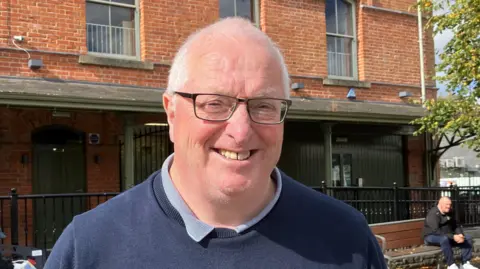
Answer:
[{"left": 219, "top": 149, "right": 251, "bottom": 160}]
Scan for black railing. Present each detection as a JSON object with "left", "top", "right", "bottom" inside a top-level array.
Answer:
[
  {"left": 5, "top": 189, "right": 118, "bottom": 251},
  {"left": 314, "top": 182, "right": 480, "bottom": 226},
  {"left": 119, "top": 125, "right": 173, "bottom": 189},
  {"left": 1, "top": 183, "right": 480, "bottom": 251}
]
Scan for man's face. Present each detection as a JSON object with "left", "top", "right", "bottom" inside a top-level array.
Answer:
[
  {"left": 164, "top": 38, "right": 286, "bottom": 199},
  {"left": 440, "top": 199, "right": 452, "bottom": 213}
]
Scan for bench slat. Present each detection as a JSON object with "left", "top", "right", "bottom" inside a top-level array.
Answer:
[
  {"left": 370, "top": 219, "right": 426, "bottom": 249},
  {"left": 385, "top": 237, "right": 425, "bottom": 250},
  {"left": 371, "top": 221, "right": 424, "bottom": 234}
]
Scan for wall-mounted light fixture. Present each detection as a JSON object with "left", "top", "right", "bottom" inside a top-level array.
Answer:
[
  {"left": 12, "top": 36, "right": 43, "bottom": 70},
  {"left": 399, "top": 91, "right": 413, "bottom": 98},
  {"left": 28, "top": 59, "right": 43, "bottom": 70},
  {"left": 20, "top": 154, "right": 29, "bottom": 167},
  {"left": 347, "top": 88, "right": 356, "bottom": 100},
  {"left": 291, "top": 82, "right": 304, "bottom": 91},
  {"left": 93, "top": 154, "right": 101, "bottom": 164}
]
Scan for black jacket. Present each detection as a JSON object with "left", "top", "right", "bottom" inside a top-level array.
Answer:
[{"left": 423, "top": 206, "right": 464, "bottom": 239}]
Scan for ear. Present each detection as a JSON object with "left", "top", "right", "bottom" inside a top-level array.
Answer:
[{"left": 163, "top": 92, "right": 175, "bottom": 143}]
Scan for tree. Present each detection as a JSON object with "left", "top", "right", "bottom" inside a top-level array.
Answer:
[{"left": 411, "top": 0, "right": 480, "bottom": 169}]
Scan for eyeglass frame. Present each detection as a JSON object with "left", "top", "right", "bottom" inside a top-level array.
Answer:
[{"left": 173, "top": 91, "right": 293, "bottom": 125}]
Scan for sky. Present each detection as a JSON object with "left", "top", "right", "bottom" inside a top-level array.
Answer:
[
  {"left": 433, "top": 5, "right": 453, "bottom": 97},
  {"left": 434, "top": 29, "right": 453, "bottom": 97}
]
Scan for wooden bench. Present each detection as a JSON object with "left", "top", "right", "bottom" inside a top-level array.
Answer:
[{"left": 370, "top": 218, "right": 443, "bottom": 269}]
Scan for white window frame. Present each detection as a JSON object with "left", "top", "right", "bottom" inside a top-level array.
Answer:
[
  {"left": 326, "top": 0, "right": 358, "bottom": 80},
  {"left": 219, "top": 0, "right": 260, "bottom": 27},
  {"left": 85, "top": 0, "right": 141, "bottom": 60}
]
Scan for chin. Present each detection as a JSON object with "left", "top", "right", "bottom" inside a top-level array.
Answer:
[{"left": 214, "top": 174, "right": 254, "bottom": 196}]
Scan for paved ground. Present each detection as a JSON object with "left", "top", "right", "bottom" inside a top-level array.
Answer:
[{"left": 416, "top": 257, "right": 480, "bottom": 268}]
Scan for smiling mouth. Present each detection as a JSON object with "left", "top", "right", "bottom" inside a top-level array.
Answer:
[{"left": 213, "top": 149, "right": 256, "bottom": 161}]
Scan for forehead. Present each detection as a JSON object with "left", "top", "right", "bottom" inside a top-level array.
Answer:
[
  {"left": 441, "top": 199, "right": 451, "bottom": 205},
  {"left": 186, "top": 39, "right": 285, "bottom": 98}
]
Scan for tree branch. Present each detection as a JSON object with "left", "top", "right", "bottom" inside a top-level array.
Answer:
[{"left": 430, "top": 133, "right": 476, "bottom": 155}]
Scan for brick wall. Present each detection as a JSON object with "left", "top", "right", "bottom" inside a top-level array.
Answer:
[
  {"left": 0, "top": 0, "right": 436, "bottom": 102},
  {"left": 0, "top": 107, "right": 126, "bottom": 245},
  {"left": 0, "top": 0, "right": 87, "bottom": 53},
  {"left": 0, "top": 50, "right": 170, "bottom": 87},
  {"left": 289, "top": 77, "right": 436, "bottom": 101},
  {"left": 358, "top": 8, "right": 435, "bottom": 86},
  {"left": 407, "top": 134, "right": 426, "bottom": 187},
  {"left": 367, "top": 0, "right": 418, "bottom": 13},
  {"left": 0, "top": 107, "right": 123, "bottom": 195},
  {"left": 140, "top": 0, "right": 218, "bottom": 62},
  {"left": 261, "top": 1, "right": 328, "bottom": 77}
]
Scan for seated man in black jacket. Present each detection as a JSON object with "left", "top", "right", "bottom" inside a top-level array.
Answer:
[{"left": 423, "top": 196, "right": 477, "bottom": 269}]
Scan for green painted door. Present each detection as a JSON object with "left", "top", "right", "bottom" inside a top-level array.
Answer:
[{"left": 32, "top": 127, "right": 86, "bottom": 250}]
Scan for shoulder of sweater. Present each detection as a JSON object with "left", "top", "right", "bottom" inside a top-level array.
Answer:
[
  {"left": 71, "top": 171, "right": 160, "bottom": 234},
  {"left": 279, "top": 171, "right": 367, "bottom": 225}
]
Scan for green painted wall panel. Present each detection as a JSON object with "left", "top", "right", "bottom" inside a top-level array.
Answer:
[
  {"left": 278, "top": 121, "right": 325, "bottom": 187},
  {"left": 277, "top": 121, "right": 405, "bottom": 187},
  {"left": 332, "top": 134, "right": 404, "bottom": 187}
]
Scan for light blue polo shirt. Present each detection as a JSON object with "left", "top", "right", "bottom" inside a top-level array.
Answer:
[{"left": 161, "top": 153, "right": 282, "bottom": 242}]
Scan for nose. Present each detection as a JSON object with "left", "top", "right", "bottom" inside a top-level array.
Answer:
[{"left": 225, "top": 104, "right": 252, "bottom": 144}]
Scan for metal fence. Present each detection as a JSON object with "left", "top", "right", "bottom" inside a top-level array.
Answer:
[
  {"left": 314, "top": 182, "right": 480, "bottom": 226},
  {"left": 119, "top": 125, "right": 173, "bottom": 188},
  {"left": 1, "top": 183, "right": 480, "bottom": 251},
  {"left": 2, "top": 189, "right": 118, "bottom": 251}
]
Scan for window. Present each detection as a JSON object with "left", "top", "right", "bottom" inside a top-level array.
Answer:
[
  {"left": 332, "top": 153, "right": 353, "bottom": 187},
  {"left": 86, "top": 0, "right": 139, "bottom": 58},
  {"left": 325, "top": 0, "right": 357, "bottom": 79},
  {"left": 219, "top": 0, "right": 259, "bottom": 24}
]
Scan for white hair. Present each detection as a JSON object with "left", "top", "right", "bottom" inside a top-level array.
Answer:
[{"left": 166, "top": 17, "right": 291, "bottom": 100}]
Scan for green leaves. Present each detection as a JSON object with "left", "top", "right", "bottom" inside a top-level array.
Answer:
[{"left": 412, "top": 0, "right": 479, "bottom": 155}]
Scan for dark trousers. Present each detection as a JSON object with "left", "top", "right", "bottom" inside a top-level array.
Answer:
[{"left": 425, "top": 234, "right": 473, "bottom": 265}]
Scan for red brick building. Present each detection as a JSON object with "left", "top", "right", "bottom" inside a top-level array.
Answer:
[{"left": 0, "top": 0, "right": 436, "bottom": 246}]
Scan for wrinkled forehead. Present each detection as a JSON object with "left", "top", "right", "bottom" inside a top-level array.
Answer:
[{"left": 185, "top": 38, "right": 286, "bottom": 98}]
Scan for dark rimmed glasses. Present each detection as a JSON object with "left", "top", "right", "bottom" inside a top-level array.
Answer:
[{"left": 174, "top": 92, "right": 292, "bottom": 125}]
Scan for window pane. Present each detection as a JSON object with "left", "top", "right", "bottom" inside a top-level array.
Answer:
[
  {"left": 111, "top": 6, "right": 135, "bottom": 27},
  {"left": 86, "top": 2, "right": 109, "bottom": 25},
  {"left": 112, "top": 0, "right": 135, "bottom": 5},
  {"left": 327, "top": 36, "right": 353, "bottom": 77},
  {"left": 337, "top": 0, "right": 353, "bottom": 36},
  {"left": 219, "top": 0, "right": 235, "bottom": 18},
  {"left": 327, "top": 36, "right": 336, "bottom": 52},
  {"left": 236, "top": 0, "right": 253, "bottom": 20},
  {"left": 86, "top": 3, "right": 110, "bottom": 54},
  {"left": 327, "top": 36, "right": 337, "bottom": 76},
  {"left": 325, "top": 0, "right": 337, "bottom": 34},
  {"left": 342, "top": 154, "right": 352, "bottom": 187},
  {"left": 111, "top": 6, "right": 136, "bottom": 56}
]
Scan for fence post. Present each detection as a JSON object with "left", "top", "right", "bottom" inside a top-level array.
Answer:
[
  {"left": 393, "top": 182, "right": 398, "bottom": 221},
  {"left": 10, "top": 188, "right": 19, "bottom": 246},
  {"left": 453, "top": 184, "right": 460, "bottom": 222},
  {"left": 321, "top": 181, "right": 327, "bottom": 196}
]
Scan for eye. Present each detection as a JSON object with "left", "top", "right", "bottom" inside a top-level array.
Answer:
[
  {"left": 252, "top": 101, "right": 277, "bottom": 111},
  {"left": 206, "top": 100, "right": 223, "bottom": 106},
  {"left": 197, "top": 98, "right": 232, "bottom": 112}
]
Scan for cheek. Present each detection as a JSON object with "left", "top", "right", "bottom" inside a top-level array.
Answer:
[
  {"left": 258, "top": 126, "right": 284, "bottom": 149},
  {"left": 174, "top": 117, "right": 221, "bottom": 149}
]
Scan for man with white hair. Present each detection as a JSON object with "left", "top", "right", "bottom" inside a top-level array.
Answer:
[
  {"left": 423, "top": 196, "right": 477, "bottom": 269},
  {"left": 44, "top": 17, "right": 386, "bottom": 268}
]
